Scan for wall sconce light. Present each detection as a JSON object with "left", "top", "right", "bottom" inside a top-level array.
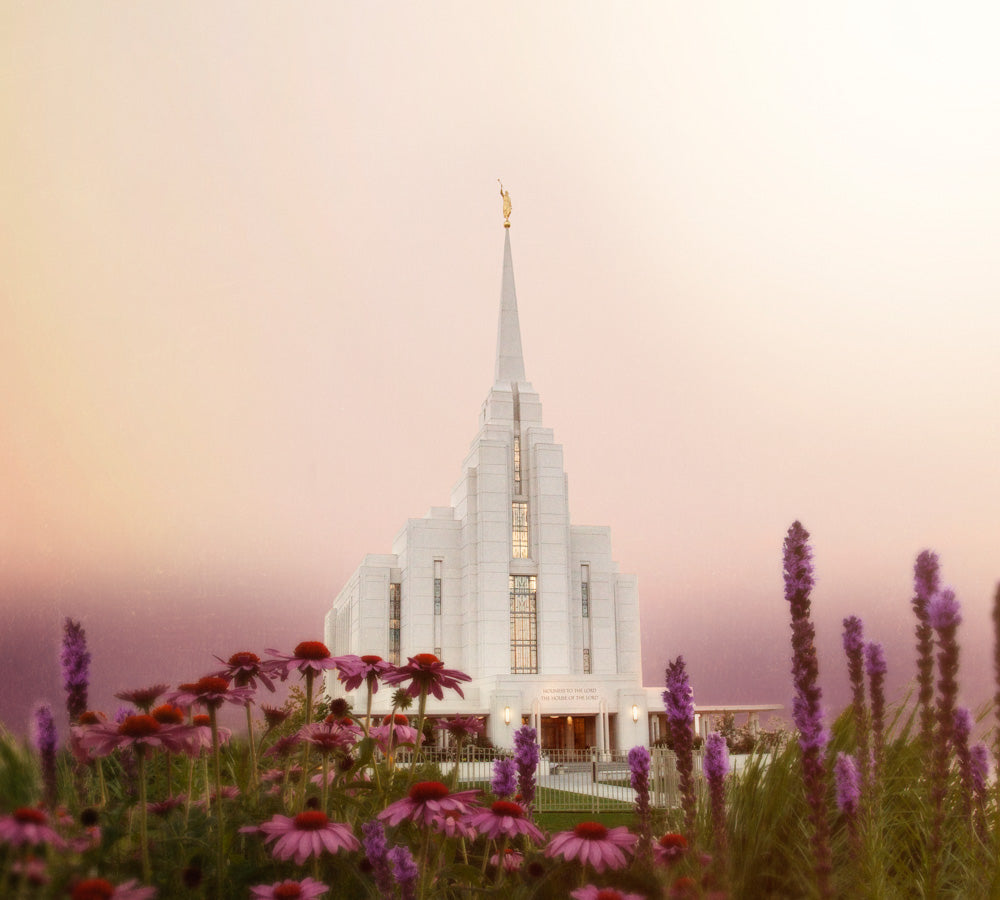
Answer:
[
  {"left": 631, "top": 704, "right": 639, "bottom": 723},
  {"left": 504, "top": 706, "right": 511, "bottom": 725}
]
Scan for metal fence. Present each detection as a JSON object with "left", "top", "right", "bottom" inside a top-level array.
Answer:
[{"left": 406, "top": 746, "right": 694, "bottom": 813}]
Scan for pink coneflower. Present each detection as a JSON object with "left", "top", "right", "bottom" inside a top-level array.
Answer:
[
  {"left": 76, "top": 714, "right": 192, "bottom": 757},
  {"left": 0, "top": 808, "right": 67, "bottom": 849},
  {"left": 254, "top": 811, "right": 360, "bottom": 865},
  {"left": 432, "top": 807, "right": 478, "bottom": 840},
  {"left": 335, "top": 654, "right": 395, "bottom": 693},
  {"left": 262, "top": 706, "right": 290, "bottom": 730},
  {"left": 491, "top": 848, "right": 525, "bottom": 872},
  {"left": 655, "top": 832, "right": 688, "bottom": 866},
  {"left": 571, "top": 886, "right": 646, "bottom": 900},
  {"left": 69, "top": 877, "right": 156, "bottom": 900},
  {"left": 114, "top": 685, "right": 170, "bottom": 713},
  {"left": 213, "top": 650, "right": 276, "bottom": 692},
  {"left": 147, "top": 795, "right": 186, "bottom": 818},
  {"left": 195, "top": 786, "right": 240, "bottom": 808},
  {"left": 264, "top": 734, "right": 301, "bottom": 759},
  {"left": 150, "top": 704, "right": 185, "bottom": 725},
  {"left": 166, "top": 676, "right": 254, "bottom": 710},
  {"left": 381, "top": 653, "right": 471, "bottom": 700},
  {"left": 250, "top": 878, "right": 329, "bottom": 899},
  {"left": 179, "top": 715, "right": 231, "bottom": 756},
  {"left": 12, "top": 855, "right": 48, "bottom": 887},
  {"left": 371, "top": 714, "right": 421, "bottom": 752},
  {"left": 545, "top": 822, "right": 636, "bottom": 872},
  {"left": 379, "top": 781, "right": 481, "bottom": 827},
  {"left": 437, "top": 715, "right": 485, "bottom": 742},
  {"left": 265, "top": 642, "right": 342, "bottom": 681},
  {"left": 297, "top": 719, "right": 360, "bottom": 754},
  {"left": 468, "top": 800, "right": 545, "bottom": 843}
]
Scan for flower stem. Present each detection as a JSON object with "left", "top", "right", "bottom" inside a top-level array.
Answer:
[{"left": 136, "top": 746, "right": 151, "bottom": 882}]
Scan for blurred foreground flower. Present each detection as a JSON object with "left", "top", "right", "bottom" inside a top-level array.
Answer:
[{"left": 545, "top": 822, "right": 636, "bottom": 872}]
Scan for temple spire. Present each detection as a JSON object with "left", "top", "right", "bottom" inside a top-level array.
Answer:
[{"left": 495, "top": 226, "right": 526, "bottom": 385}]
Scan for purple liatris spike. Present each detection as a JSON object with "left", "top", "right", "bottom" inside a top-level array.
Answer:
[
  {"left": 388, "top": 844, "right": 419, "bottom": 900},
  {"left": 912, "top": 551, "right": 940, "bottom": 751},
  {"left": 31, "top": 703, "right": 58, "bottom": 806},
  {"left": 362, "top": 820, "right": 394, "bottom": 898},
  {"left": 971, "top": 741, "right": 990, "bottom": 844},
  {"left": 60, "top": 618, "right": 91, "bottom": 723},
  {"left": 993, "top": 583, "right": 1000, "bottom": 786},
  {"left": 842, "top": 616, "right": 870, "bottom": 796},
  {"left": 664, "top": 656, "right": 696, "bottom": 837},
  {"left": 928, "top": 585, "right": 962, "bottom": 895},
  {"left": 628, "top": 745, "right": 652, "bottom": 859},
  {"left": 114, "top": 706, "right": 137, "bottom": 724},
  {"left": 703, "top": 732, "right": 729, "bottom": 880},
  {"left": 513, "top": 725, "right": 540, "bottom": 812},
  {"left": 952, "top": 707, "right": 974, "bottom": 817},
  {"left": 491, "top": 757, "right": 517, "bottom": 799},
  {"left": 865, "top": 642, "right": 887, "bottom": 784},
  {"left": 834, "top": 752, "right": 861, "bottom": 817},
  {"left": 782, "top": 521, "right": 831, "bottom": 899}
]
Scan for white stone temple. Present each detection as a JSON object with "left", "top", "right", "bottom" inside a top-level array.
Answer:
[{"left": 324, "top": 210, "right": 777, "bottom": 750}]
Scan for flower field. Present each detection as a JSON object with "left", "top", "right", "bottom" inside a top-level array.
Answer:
[{"left": 1, "top": 521, "right": 999, "bottom": 898}]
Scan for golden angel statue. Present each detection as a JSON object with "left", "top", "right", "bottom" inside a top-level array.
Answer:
[{"left": 498, "top": 179, "right": 512, "bottom": 226}]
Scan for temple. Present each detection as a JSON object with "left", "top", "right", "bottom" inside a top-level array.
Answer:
[{"left": 324, "top": 209, "right": 771, "bottom": 749}]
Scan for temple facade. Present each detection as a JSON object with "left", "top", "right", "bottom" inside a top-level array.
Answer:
[{"left": 324, "top": 220, "right": 650, "bottom": 750}]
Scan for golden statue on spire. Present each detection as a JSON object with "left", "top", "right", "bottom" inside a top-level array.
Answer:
[{"left": 498, "top": 179, "right": 511, "bottom": 228}]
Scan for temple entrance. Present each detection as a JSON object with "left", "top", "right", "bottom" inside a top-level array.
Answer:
[{"left": 538, "top": 715, "right": 596, "bottom": 750}]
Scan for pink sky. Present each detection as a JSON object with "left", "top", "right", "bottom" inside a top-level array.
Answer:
[{"left": 3, "top": 5, "right": 999, "bottom": 735}]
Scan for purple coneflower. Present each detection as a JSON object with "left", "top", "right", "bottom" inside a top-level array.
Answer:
[
  {"left": 0, "top": 808, "right": 66, "bottom": 849},
  {"left": 571, "top": 886, "right": 646, "bottom": 900},
  {"left": 335, "top": 653, "right": 394, "bottom": 693},
  {"left": 213, "top": 650, "right": 275, "bottom": 691},
  {"left": 382, "top": 653, "right": 471, "bottom": 701},
  {"left": 69, "top": 877, "right": 156, "bottom": 900},
  {"left": 491, "top": 757, "right": 518, "bottom": 799},
  {"left": 433, "top": 807, "right": 477, "bottom": 840},
  {"left": 262, "top": 705, "right": 290, "bottom": 731},
  {"left": 114, "top": 685, "right": 170, "bottom": 714},
  {"left": 61, "top": 618, "right": 91, "bottom": 723},
  {"left": 783, "top": 520, "right": 831, "bottom": 899},
  {"left": 77, "top": 714, "right": 191, "bottom": 757},
  {"left": 297, "top": 719, "right": 360, "bottom": 754},
  {"left": 912, "top": 550, "right": 940, "bottom": 751},
  {"left": 253, "top": 810, "right": 360, "bottom": 865},
  {"left": 379, "top": 781, "right": 480, "bottom": 827},
  {"left": 371, "top": 714, "right": 421, "bottom": 753},
  {"left": 545, "top": 822, "right": 636, "bottom": 872},
  {"left": 491, "top": 848, "right": 524, "bottom": 872},
  {"left": 468, "top": 800, "right": 545, "bottom": 842},
  {"left": 388, "top": 844, "right": 419, "bottom": 900},
  {"left": 265, "top": 641, "right": 342, "bottom": 681},
  {"left": 166, "top": 676, "right": 254, "bottom": 711},
  {"left": 654, "top": 832, "right": 688, "bottom": 867},
  {"left": 663, "top": 656, "right": 696, "bottom": 836},
  {"left": 362, "top": 820, "right": 395, "bottom": 898},
  {"left": 513, "top": 725, "right": 541, "bottom": 812},
  {"left": 250, "top": 878, "right": 329, "bottom": 899},
  {"left": 31, "top": 704, "right": 58, "bottom": 807}
]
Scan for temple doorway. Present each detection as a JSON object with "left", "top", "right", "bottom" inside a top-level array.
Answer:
[{"left": 538, "top": 715, "right": 596, "bottom": 750}]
